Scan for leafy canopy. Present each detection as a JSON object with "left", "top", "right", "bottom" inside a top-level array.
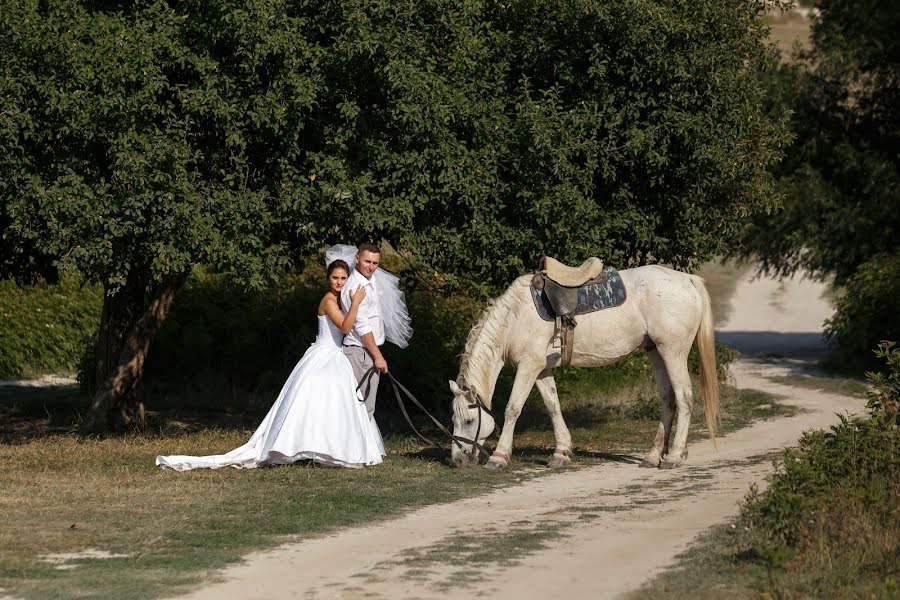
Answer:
[
  {"left": 1, "top": 0, "right": 789, "bottom": 292},
  {"left": 737, "top": 0, "right": 900, "bottom": 285}
]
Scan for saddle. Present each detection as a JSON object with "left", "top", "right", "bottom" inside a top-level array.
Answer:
[
  {"left": 531, "top": 256, "right": 627, "bottom": 367},
  {"left": 542, "top": 256, "right": 605, "bottom": 287}
]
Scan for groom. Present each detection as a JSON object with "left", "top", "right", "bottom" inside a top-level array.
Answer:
[{"left": 341, "top": 242, "right": 388, "bottom": 417}]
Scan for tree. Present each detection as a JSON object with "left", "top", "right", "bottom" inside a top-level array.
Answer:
[
  {"left": 1, "top": 0, "right": 325, "bottom": 429},
  {"left": 310, "top": 0, "right": 790, "bottom": 285},
  {"left": 733, "top": 0, "right": 899, "bottom": 368},
  {"left": 1, "top": 0, "right": 788, "bottom": 430},
  {"left": 736, "top": 0, "right": 900, "bottom": 285}
]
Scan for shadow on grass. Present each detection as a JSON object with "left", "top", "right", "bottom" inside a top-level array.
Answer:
[
  {"left": 0, "top": 382, "right": 87, "bottom": 443},
  {"left": 716, "top": 330, "right": 829, "bottom": 361}
]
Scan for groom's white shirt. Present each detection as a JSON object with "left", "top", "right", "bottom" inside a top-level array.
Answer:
[{"left": 341, "top": 268, "right": 385, "bottom": 347}]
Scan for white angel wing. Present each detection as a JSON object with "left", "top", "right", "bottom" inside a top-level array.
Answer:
[{"left": 324, "top": 244, "right": 359, "bottom": 270}]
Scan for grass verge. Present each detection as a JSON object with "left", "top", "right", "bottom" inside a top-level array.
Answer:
[
  {"left": 0, "top": 374, "right": 784, "bottom": 600},
  {"left": 768, "top": 373, "right": 869, "bottom": 399},
  {"left": 632, "top": 343, "right": 900, "bottom": 599}
]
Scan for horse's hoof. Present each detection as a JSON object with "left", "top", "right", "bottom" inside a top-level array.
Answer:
[
  {"left": 483, "top": 458, "right": 507, "bottom": 471},
  {"left": 659, "top": 460, "right": 682, "bottom": 470},
  {"left": 547, "top": 455, "right": 571, "bottom": 469},
  {"left": 639, "top": 459, "right": 660, "bottom": 468}
]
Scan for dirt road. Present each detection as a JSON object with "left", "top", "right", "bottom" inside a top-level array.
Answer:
[{"left": 172, "top": 270, "right": 862, "bottom": 600}]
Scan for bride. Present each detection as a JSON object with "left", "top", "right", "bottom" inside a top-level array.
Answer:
[{"left": 156, "top": 259, "right": 386, "bottom": 470}]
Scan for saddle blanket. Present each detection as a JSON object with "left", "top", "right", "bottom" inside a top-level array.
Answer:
[{"left": 531, "top": 266, "right": 627, "bottom": 321}]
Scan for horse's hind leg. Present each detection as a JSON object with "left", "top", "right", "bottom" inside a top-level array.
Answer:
[
  {"left": 640, "top": 348, "right": 676, "bottom": 468},
  {"left": 485, "top": 362, "right": 543, "bottom": 470},
  {"left": 657, "top": 348, "right": 694, "bottom": 469},
  {"left": 534, "top": 370, "right": 573, "bottom": 468}
]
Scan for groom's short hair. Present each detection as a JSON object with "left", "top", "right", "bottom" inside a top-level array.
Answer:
[{"left": 357, "top": 242, "right": 380, "bottom": 255}]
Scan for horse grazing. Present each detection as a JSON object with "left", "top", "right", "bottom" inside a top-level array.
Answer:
[{"left": 449, "top": 265, "right": 719, "bottom": 470}]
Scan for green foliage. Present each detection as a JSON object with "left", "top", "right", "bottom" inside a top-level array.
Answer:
[
  {"left": 740, "top": 341, "right": 899, "bottom": 553},
  {"left": 628, "top": 391, "right": 661, "bottom": 421},
  {"left": 825, "top": 254, "right": 900, "bottom": 372},
  {"left": 1, "top": 0, "right": 789, "bottom": 424},
  {"left": 736, "top": 0, "right": 900, "bottom": 285},
  {"left": 136, "top": 264, "right": 741, "bottom": 418},
  {"left": 99, "top": 263, "right": 484, "bottom": 414},
  {"left": 1, "top": 0, "right": 789, "bottom": 294},
  {"left": 688, "top": 341, "right": 740, "bottom": 382},
  {"left": 866, "top": 341, "right": 900, "bottom": 419},
  {"left": 0, "top": 278, "right": 101, "bottom": 379},
  {"left": 144, "top": 269, "right": 324, "bottom": 394},
  {"left": 384, "top": 286, "right": 484, "bottom": 411},
  {"left": 0, "top": 0, "right": 329, "bottom": 290},
  {"left": 557, "top": 351, "right": 649, "bottom": 400},
  {"left": 380, "top": 0, "right": 791, "bottom": 286}
]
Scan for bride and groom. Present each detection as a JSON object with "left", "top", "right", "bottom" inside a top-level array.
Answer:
[{"left": 156, "top": 243, "right": 413, "bottom": 470}]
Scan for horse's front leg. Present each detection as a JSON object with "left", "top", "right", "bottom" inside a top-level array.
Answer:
[
  {"left": 534, "top": 370, "right": 573, "bottom": 468},
  {"left": 485, "top": 364, "right": 542, "bottom": 470}
]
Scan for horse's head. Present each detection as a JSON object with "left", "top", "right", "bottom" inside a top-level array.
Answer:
[{"left": 449, "top": 380, "right": 495, "bottom": 468}]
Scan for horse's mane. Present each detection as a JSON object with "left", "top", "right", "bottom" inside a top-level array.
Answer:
[{"left": 455, "top": 278, "right": 526, "bottom": 413}]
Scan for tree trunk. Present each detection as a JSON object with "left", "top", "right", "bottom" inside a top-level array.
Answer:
[{"left": 82, "top": 272, "right": 187, "bottom": 433}]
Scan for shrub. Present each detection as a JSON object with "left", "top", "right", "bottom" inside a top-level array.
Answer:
[
  {"left": 738, "top": 342, "right": 899, "bottom": 575},
  {"left": 689, "top": 341, "right": 740, "bottom": 382},
  {"left": 138, "top": 267, "right": 325, "bottom": 403},
  {"left": 629, "top": 391, "right": 661, "bottom": 421},
  {"left": 825, "top": 253, "right": 900, "bottom": 372},
  {"left": 108, "top": 263, "right": 486, "bottom": 417},
  {"left": 0, "top": 278, "right": 101, "bottom": 378}
]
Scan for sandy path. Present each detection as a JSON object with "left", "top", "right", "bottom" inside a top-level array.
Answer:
[
  {"left": 171, "top": 270, "right": 864, "bottom": 600},
  {"left": 715, "top": 269, "right": 834, "bottom": 360},
  {"left": 172, "top": 361, "right": 864, "bottom": 600}
]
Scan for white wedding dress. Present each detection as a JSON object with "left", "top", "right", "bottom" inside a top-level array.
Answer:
[{"left": 156, "top": 315, "right": 385, "bottom": 470}]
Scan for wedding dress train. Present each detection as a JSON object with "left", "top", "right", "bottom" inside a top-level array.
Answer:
[{"left": 156, "top": 315, "right": 385, "bottom": 470}]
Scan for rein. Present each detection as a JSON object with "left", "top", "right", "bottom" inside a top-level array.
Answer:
[{"left": 356, "top": 367, "right": 494, "bottom": 461}]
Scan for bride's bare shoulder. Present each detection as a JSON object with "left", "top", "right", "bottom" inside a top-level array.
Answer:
[{"left": 318, "top": 293, "right": 336, "bottom": 316}]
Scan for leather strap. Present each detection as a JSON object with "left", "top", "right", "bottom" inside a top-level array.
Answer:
[
  {"left": 560, "top": 316, "right": 576, "bottom": 366},
  {"left": 358, "top": 367, "right": 493, "bottom": 461}
]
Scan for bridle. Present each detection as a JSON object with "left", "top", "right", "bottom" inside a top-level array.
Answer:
[{"left": 357, "top": 367, "right": 495, "bottom": 462}]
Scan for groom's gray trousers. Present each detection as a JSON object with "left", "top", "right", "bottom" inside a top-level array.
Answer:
[{"left": 343, "top": 346, "right": 379, "bottom": 417}]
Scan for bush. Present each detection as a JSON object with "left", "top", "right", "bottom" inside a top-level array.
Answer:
[
  {"left": 738, "top": 342, "right": 899, "bottom": 580},
  {"left": 825, "top": 254, "right": 900, "bottom": 372},
  {"left": 110, "top": 263, "right": 486, "bottom": 417},
  {"left": 138, "top": 267, "right": 326, "bottom": 405},
  {"left": 628, "top": 391, "right": 661, "bottom": 421},
  {"left": 0, "top": 278, "right": 101, "bottom": 379}
]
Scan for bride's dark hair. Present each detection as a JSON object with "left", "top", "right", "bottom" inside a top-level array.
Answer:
[{"left": 326, "top": 259, "right": 350, "bottom": 277}]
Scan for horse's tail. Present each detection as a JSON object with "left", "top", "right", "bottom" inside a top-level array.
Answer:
[{"left": 690, "top": 275, "right": 720, "bottom": 444}]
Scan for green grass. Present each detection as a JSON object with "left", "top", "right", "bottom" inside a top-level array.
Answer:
[
  {"left": 1, "top": 428, "right": 551, "bottom": 600},
  {"left": 716, "top": 388, "right": 796, "bottom": 432},
  {"left": 630, "top": 505, "right": 899, "bottom": 600},
  {"left": 768, "top": 373, "right": 870, "bottom": 399}
]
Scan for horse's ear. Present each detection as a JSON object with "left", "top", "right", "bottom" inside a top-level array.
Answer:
[{"left": 449, "top": 380, "right": 461, "bottom": 396}]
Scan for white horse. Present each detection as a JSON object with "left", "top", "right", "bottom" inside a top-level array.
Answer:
[{"left": 449, "top": 265, "right": 719, "bottom": 470}]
